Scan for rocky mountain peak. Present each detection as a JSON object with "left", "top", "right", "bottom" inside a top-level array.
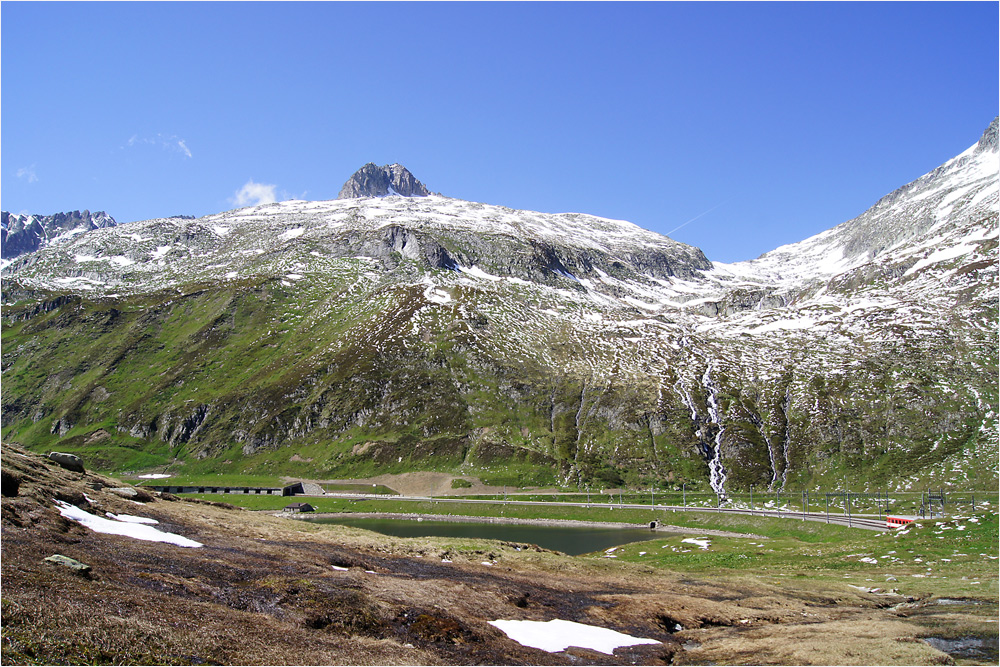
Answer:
[
  {"left": 975, "top": 116, "right": 998, "bottom": 154},
  {"left": 337, "top": 163, "right": 431, "bottom": 199}
]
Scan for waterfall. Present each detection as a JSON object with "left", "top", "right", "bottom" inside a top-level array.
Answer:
[{"left": 701, "top": 365, "right": 728, "bottom": 500}]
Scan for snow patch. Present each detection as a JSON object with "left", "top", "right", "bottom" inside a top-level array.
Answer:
[
  {"left": 54, "top": 500, "right": 202, "bottom": 547},
  {"left": 107, "top": 513, "right": 159, "bottom": 525},
  {"left": 460, "top": 265, "right": 502, "bottom": 281},
  {"left": 682, "top": 537, "right": 711, "bottom": 549},
  {"left": 423, "top": 283, "right": 451, "bottom": 304},
  {"left": 489, "top": 618, "right": 659, "bottom": 655}
]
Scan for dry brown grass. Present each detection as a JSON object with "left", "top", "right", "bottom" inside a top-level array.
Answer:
[{"left": 682, "top": 618, "right": 954, "bottom": 665}]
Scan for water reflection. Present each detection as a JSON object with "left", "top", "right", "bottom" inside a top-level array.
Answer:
[
  {"left": 309, "top": 516, "right": 666, "bottom": 555},
  {"left": 924, "top": 635, "right": 998, "bottom": 662}
]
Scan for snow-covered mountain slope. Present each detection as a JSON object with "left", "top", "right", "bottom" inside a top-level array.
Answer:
[
  {"left": 0, "top": 193, "right": 712, "bottom": 300},
  {"left": 1, "top": 119, "right": 996, "bottom": 495},
  {"left": 758, "top": 119, "right": 994, "bottom": 272},
  {"left": 1, "top": 210, "right": 117, "bottom": 265},
  {"left": 691, "top": 117, "right": 998, "bottom": 312}
]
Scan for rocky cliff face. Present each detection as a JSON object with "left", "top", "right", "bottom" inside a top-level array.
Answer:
[
  {"left": 1, "top": 120, "right": 996, "bottom": 494},
  {"left": 337, "top": 163, "right": 431, "bottom": 199},
  {"left": 1, "top": 210, "right": 117, "bottom": 262}
]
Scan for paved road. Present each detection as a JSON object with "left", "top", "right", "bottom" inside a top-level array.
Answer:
[{"left": 309, "top": 492, "right": 892, "bottom": 531}]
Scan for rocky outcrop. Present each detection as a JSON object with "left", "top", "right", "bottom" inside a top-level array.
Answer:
[
  {"left": 337, "top": 163, "right": 431, "bottom": 199},
  {"left": 976, "top": 116, "right": 998, "bottom": 153},
  {"left": 1, "top": 210, "right": 117, "bottom": 260}
]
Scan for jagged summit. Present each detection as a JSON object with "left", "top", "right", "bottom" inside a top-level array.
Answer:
[
  {"left": 337, "top": 163, "right": 431, "bottom": 199},
  {"left": 1, "top": 209, "right": 117, "bottom": 262},
  {"left": 976, "top": 116, "right": 998, "bottom": 153}
]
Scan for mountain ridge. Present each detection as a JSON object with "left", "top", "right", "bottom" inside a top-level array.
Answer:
[
  {"left": 1, "top": 119, "right": 996, "bottom": 495},
  {"left": 1, "top": 209, "right": 117, "bottom": 263}
]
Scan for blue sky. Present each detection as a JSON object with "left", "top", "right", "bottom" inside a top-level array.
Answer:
[{"left": 2, "top": 2, "right": 997, "bottom": 263}]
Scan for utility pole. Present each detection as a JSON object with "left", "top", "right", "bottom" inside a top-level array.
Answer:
[
  {"left": 750, "top": 485, "right": 753, "bottom": 516},
  {"left": 825, "top": 493, "right": 829, "bottom": 524},
  {"left": 683, "top": 483, "right": 686, "bottom": 508}
]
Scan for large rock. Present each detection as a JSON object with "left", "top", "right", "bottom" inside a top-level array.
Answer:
[
  {"left": 109, "top": 487, "right": 155, "bottom": 502},
  {"left": 48, "top": 451, "right": 85, "bottom": 473},
  {"left": 44, "top": 554, "right": 93, "bottom": 576}
]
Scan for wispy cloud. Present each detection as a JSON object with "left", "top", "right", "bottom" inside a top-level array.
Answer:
[
  {"left": 125, "top": 133, "right": 192, "bottom": 158},
  {"left": 16, "top": 164, "right": 38, "bottom": 183},
  {"left": 232, "top": 179, "right": 278, "bottom": 207}
]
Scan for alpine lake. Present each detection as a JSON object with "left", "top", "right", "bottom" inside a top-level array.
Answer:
[{"left": 305, "top": 515, "right": 670, "bottom": 556}]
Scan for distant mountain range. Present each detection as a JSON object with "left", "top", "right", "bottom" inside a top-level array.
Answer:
[
  {"left": 1, "top": 119, "right": 996, "bottom": 494},
  {"left": 1, "top": 210, "right": 117, "bottom": 262}
]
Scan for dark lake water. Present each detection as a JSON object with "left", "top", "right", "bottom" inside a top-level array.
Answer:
[{"left": 309, "top": 517, "right": 666, "bottom": 556}]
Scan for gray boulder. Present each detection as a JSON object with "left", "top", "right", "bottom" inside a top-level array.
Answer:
[{"left": 48, "top": 451, "right": 85, "bottom": 473}]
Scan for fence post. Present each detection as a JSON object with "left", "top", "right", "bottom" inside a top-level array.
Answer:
[
  {"left": 683, "top": 483, "right": 686, "bottom": 508},
  {"left": 750, "top": 486, "right": 753, "bottom": 516},
  {"left": 826, "top": 494, "right": 829, "bottom": 523}
]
